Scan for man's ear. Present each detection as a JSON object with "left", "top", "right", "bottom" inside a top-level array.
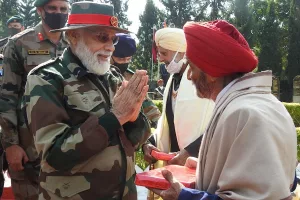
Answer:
[{"left": 36, "top": 7, "right": 42, "bottom": 16}]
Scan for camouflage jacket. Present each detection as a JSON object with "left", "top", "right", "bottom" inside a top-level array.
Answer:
[
  {"left": 0, "top": 22, "right": 68, "bottom": 179},
  {"left": 118, "top": 68, "right": 161, "bottom": 128},
  {"left": 23, "top": 48, "right": 151, "bottom": 200},
  {"left": 0, "top": 37, "right": 9, "bottom": 54}
]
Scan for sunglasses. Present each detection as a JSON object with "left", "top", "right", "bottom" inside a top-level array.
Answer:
[{"left": 85, "top": 29, "right": 119, "bottom": 45}]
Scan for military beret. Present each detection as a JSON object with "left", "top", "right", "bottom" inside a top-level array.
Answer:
[
  {"left": 113, "top": 33, "right": 137, "bottom": 58},
  {"left": 6, "top": 15, "right": 24, "bottom": 26},
  {"left": 34, "top": 0, "right": 68, "bottom": 7}
]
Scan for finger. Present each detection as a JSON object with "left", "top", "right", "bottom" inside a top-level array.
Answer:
[
  {"left": 147, "top": 188, "right": 164, "bottom": 196},
  {"left": 135, "top": 70, "right": 147, "bottom": 76},
  {"left": 23, "top": 153, "right": 29, "bottom": 163},
  {"left": 115, "top": 81, "right": 126, "bottom": 98},
  {"left": 167, "top": 156, "right": 177, "bottom": 165},
  {"left": 127, "top": 71, "right": 138, "bottom": 86},
  {"left": 162, "top": 170, "right": 176, "bottom": 184},
  {"left": 135, "top": 75, "right": 148, "bottom": 94},
  {"left": 185, "top": 157, "right": 198, "bottom": 169},
  {"left": 137, "top": 85, "right": 149, "bottom": 103},
  {"left": 131, "top": 73, "right": 143, "bottom": 91}
]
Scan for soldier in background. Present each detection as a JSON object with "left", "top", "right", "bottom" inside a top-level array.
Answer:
[
  {"left": 154, "top": 79, "right": 165, "bottom": 100},
  {"left": 0, "top": 0, "right": 69, "bottom": 199},
  {"left": 111, "top": 33, "right": 161, "bottom": 128},
  {"left": 0, "top": 15, "right": 25, "bottom": 57}
]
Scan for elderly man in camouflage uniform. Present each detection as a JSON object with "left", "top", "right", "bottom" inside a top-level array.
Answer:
[
  {"left": 23, "top": 2, "right": 151, "bottom": 200},
  {"left": 111, "top": 33, "right": 161, "bottom": 128},
  {"left": 0, "top": 0, "right": 69, "bottom": 199}
]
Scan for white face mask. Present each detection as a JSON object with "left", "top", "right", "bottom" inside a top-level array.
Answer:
[{"left": 166, "top": 51, "right": 185, "bottom": 74}]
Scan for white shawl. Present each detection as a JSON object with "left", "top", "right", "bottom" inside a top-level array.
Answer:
[
  {"left": 156, "top": 66, "right": 214, "bottom": 153},
  {"left": 197, "top": 71, "right": 296, "bottom": 200}
]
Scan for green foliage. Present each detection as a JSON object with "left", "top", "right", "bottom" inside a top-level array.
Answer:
[
  {"left": 102, "top": 0, "right": 132, "bottom": 29},
  {"left": 232, "top": 0, "right": 255, "bottom": 47},
  {"left": 153, "top": 100, "right": 163, "bottom": 112},
  {"left": 18, "top": 0, "right": 40, "bottom": 28},
  {"left": 283, "top": 102, "right": 300, "bottom": 127},
  {"left": 159, "top": 0, "right": 194, "bottom": 28},
  {"left": 0, "top": 0, "right": 18, "bottom": 38},
  {"left": 131, "top": 0, "right": 163, "bottom": 78},
  {"left": 135, "top": 148, "right": 149, "bottom": 170},
  {"left": 296, "top": 127, "right": 300, "bottom": 160},
  {"left": 257, "top": 0, "right": 282, "bottom": 76},
  {"left": 286, "top": 0, "right": 300, "bottom": 86}
]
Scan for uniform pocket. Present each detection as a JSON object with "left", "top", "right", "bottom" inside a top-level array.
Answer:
[
  {"left": 66, "top": 91, "right": 104, "bottom": 112},
  {"left": 26, "top": 55, "right": 51, "bottom": 72},
  {"left": 44, "top": 176, "right": 90, "bottom": 197}
]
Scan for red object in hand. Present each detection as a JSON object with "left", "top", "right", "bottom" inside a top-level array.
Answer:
[
  {"left": 135, "top": 165, "right": 196, "bottom": 190},
  {"left": 151, "top": 150, "right": 175, "bottom": 161}
]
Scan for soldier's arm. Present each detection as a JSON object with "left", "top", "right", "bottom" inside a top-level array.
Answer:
[
  {"left": 23, "top": 74, "right": 121, "bottom": 171},
  {"left": 142, "top": 97, "right": 161, "bottom": 128},
  {"left": 122, "top": 111, "right": 151, "bottom": 149},
  {"left": 0, "top": 40, "right": 23, "bottom": 149}
]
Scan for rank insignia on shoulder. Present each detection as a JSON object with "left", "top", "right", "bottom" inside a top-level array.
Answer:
[{"left": 28, "top": 50, "right": 50, "bottom": 55}]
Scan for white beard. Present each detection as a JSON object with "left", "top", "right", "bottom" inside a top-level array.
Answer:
[{"left": 74, "top": 38, "right": 111, "bottom": 75}]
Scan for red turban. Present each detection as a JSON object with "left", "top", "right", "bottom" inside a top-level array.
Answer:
[{"left": 183, "top": 20, "right": 258, "bottom": 77}]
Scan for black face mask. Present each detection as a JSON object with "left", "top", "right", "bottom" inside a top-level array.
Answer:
[
  {"left": 43, "top": 10, "right": 68, "bottom": 29},
  {"left": 8, "top": 28, "right": 21, "bottom": 36},
  {"left": 114, "top": 62, "right": 129, "bottom": 74}
]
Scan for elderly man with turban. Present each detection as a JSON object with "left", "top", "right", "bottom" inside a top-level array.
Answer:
[
  {"left": 148, "top": 20, "right": 297, "bottom": 200},
  {"left": 143, "top": 28, "right": 214, "bottom": 168},
  {"left": 111, "top": 33, "right": 161, "bottom": 128}
]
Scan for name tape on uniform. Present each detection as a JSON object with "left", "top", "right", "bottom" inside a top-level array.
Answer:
[{"left": 28, "top": 50, "right": 50, "bottom": 55}]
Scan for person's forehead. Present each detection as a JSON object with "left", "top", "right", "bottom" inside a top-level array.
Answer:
[
  {"left": 86, "top": 27, "right": 117, "bottom": 35},
  {"left": 8, "top": 22, "right": 22, "bottom": 27},
  {"left": 46, "top": 0, "right": 69, "bottom": 7},
  {"left": 157, "top": 46, "right": 170, "bottom": 53}
]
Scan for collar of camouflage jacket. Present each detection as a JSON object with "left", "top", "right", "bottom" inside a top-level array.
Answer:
[{"left": 61, "top": 47, "right": 89, "bottom": 79}]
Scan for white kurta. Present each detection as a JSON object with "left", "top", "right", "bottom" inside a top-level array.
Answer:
[
  {"left": 155, "top": 66, "right": 215, "bottom": 153},
  {"left": 197, "top": 71, "right": 297, "bottom": 200}
]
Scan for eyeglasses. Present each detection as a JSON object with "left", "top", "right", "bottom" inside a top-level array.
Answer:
[{"left": 85, "top": 29, "right": 119, "bottom": 45}]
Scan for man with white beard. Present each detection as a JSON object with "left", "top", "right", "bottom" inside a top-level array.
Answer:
[{"left": 22, "top": 2, "right": 151, "bottom": 200}]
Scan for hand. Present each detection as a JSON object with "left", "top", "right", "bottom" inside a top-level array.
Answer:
[
  {"left": 143, "top": 143, "right": 160, "bottom": 163},
  {"left": 184, "top": 157, "right": 198, "bottom": 169},
  {"left": 6, "top": 145, "right": 29, "bottom": 171},
  {"left": 112, "top": 70, "right": 149, "bottom": 125},
  {"left": 148, "top": 170, "right": 184, "bottom": 200},
  {"left": 167, "top": 149, "right": 190, "bottom": 166}
]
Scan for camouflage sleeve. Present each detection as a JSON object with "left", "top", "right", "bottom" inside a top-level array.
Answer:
[
  {"left": 23, "top": 74, "right": 121, "bottom": 171},
  {"left": 123, "top": 112, "right": 151, "bottom": 149},
  {"left": 142, "top": 97, "right": 161, "bottom": 128},
  {"left": 0, "top": 39, "right": 23, "bottom": 149}
]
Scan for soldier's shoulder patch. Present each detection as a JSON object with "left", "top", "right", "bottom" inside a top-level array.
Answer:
[
  {"left": 28, "top": 57, "right": 60, "bottom": 76},
  {"left": 10, "top": 28, "right": 34, "bottom": 40}
]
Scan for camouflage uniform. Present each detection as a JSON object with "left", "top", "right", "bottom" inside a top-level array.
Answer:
[
  {"left": 0, "top": 22, "right": 68, "bottom": 199},
  {"left": 0, "top": 37, "right": 9, "bottom": 55},
  {"left": 23, "top": 47, "right": 151, "bottom": 200},
  {"left": 121, "top": 69, "right": 161, "bottom": 128}
]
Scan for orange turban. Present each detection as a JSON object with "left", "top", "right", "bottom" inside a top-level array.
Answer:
[{"left": 183, "top": 20, "right": 258, "bottom": 77}]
